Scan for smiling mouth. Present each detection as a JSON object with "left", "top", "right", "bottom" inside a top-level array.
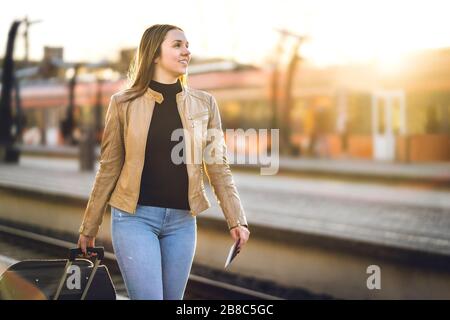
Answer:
[{"left": 179, "top": 61, "right": 188, "bottom": 65}]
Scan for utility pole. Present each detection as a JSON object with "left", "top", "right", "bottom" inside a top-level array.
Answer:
[
  {"left": 275, "top": 29, "right": 308, "bottom": 155},
  {"left": 22, "top": 16, "right": 42, "bottom": 66},
  {"left": 271, "top": 31, "right": 287, "bottom": 131},
  {"left": 268, "top": 30, "right": 288, "bottom": 155}
]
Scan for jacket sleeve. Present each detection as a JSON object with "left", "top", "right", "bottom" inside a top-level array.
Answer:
[
  {"left": 203, "top": 94, "right": 248, "bottom": 230},
  {"left": 79, "top": 95, "right": 125, "bottom": 237}
]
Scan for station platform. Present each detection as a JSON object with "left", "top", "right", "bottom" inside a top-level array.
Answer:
[
  {"left": 17, "top": 144, "right": 450, "bottom": 183},
  {"left": 1, "top": 157, "right": 450, "bottom": 299}
]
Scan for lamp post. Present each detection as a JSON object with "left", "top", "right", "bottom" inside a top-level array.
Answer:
[{"left": 0, "top": 21, "right": 21, "bottom": 162}]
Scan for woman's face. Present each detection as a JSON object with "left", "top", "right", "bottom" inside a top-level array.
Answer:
[{"left": 154, "top": 29, "right": 191, "bottom": 79}]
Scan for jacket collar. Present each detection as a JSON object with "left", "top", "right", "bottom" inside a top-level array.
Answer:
[{"left": 144, "top": 80, "right": 188, "bottom": 104}]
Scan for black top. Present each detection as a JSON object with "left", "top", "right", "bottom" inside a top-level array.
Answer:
[{"left": 137, "top": 79, "right": 190, "bottom": 210}]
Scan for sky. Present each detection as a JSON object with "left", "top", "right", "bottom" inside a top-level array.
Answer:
[{"left": 1, "top": 0, "right": 450, "bottom": 68}]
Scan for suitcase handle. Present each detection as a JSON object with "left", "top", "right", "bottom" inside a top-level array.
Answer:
[
  {"left": 69, "top": 247, "right": 104, "bottom": 261},
  {"left": 54, "top": 247, "right": 105, "bottom": 300}
]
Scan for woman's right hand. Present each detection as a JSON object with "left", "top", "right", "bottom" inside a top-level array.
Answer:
[{"left": 77, "top": 234, "right": 96, "bottom": 257}]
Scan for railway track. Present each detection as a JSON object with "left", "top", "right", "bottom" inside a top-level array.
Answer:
[{"left": 0, "top": 224, "right": 284, "bottom": 300}]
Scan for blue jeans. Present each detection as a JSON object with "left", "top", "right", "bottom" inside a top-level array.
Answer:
[{"left": 111, "top": 204, "right": 197, "bottom": 300}]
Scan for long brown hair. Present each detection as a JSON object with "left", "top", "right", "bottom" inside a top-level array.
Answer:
[{"left": 122, "top": 24, "right": 188, "bottom": 102}]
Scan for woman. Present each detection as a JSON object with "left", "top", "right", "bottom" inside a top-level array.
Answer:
[{"left": 77, "top": 24, "right": 250, "bottom": 300}]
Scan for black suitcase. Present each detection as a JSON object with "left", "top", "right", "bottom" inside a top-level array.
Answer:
[{"left": 0, "top": 247, "right": 116, "bottom": 300}]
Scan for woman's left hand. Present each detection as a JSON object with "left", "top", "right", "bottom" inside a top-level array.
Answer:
[{"left": 229, "top": 225, "right": 250, "bottom": 251}]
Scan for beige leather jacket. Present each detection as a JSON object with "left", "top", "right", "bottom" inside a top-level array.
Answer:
[{"left": 79, "top": 83, "right": 248, "bottom": 237}]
